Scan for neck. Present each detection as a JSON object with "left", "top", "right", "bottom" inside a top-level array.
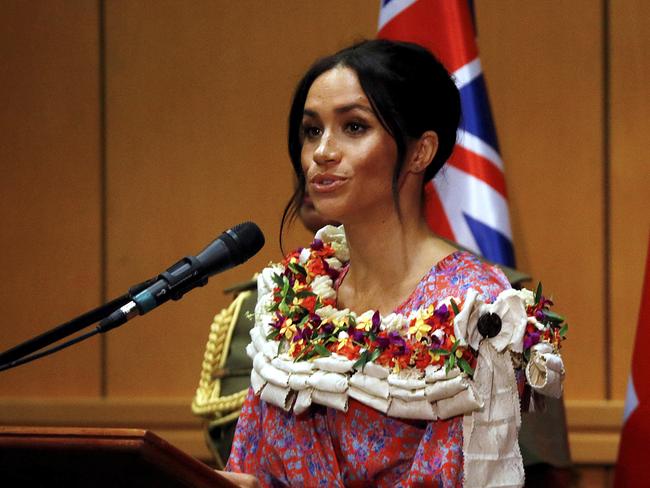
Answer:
[{"left": 337, "top": 192, "right": 454, "bottom": 313}]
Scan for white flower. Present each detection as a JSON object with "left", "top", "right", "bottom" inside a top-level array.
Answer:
[
  {"left": 453, "top": 288, "right": 527, "bottom": 353},
  {"left": 311, "top": 275, "right": 335, "bottom": 301},
  {"left": 338, "top": 331, "right": 349, "bottom": 340},
  {"left": 298, "top": 247, "right": 311, "bottom": 265},
  {"left": 483, "top": 289, "right": 527, "bottom": 353},
  {"left": 381, "top": 313, "right": 405, "bottom": 333},
  {"left": 325, "top": 257, "right": 343, "bottom": 271},
  {"left": 315, "top": 225, "right": 349, "bottom": 262},
  {"left": 316, "top": 305, "right": 336, "bottom": 320},
  {"left": 258, "top": 266, "right": 282, "bottom": 296},
  {"left": 510, "top": 288, "right": 535, "bottom": 308}
]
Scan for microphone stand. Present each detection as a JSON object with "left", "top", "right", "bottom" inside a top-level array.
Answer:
[{"left": 0, "top": 279, "right": 155, "bottom": 370}]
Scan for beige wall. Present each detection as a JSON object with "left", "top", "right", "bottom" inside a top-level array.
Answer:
[{"left": 1, "top": 0, "right": 648, "bottom": 474}]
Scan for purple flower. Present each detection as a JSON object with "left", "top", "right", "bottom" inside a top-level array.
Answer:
[
  {"left": 311, "top": 239, "right": 324, "bottom": 250},
  {"left": 389, "top": 332, "right": 407, "bottom": 354},
  {"left": 371, "top": 311, "right": 381, "bottom": 334},
  {"left": 294, "top": 327, "right": 313, "bottom": 342},
  {"left": 376, "top": 335, "right": 390, "bottom": 349},
  {"left": 524, "top": 331, "right": 541, "bottom": 350},
  {"left": 350, "top": 328, "right": 365, "bottom": 343},
  {"left": 321, "top": 321, "right": 334, "bottom": 335},
  {"left": 435, "top": 304, "right": 449, "bottom": 320},
  {"left": 310, "top": 314, "right": 322, "bottom": 328},
  {"left": 271, "top": 312, "right": 284, "bottom": 330}
]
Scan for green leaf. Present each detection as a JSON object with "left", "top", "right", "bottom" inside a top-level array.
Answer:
[
  {"left": 279, "top": 301, "right": 290, "bottom": 316},
  {"left": 450, "top": 298, "right": 460, "bottom": 315},
  {"left": 297, "top": 314, "right": 310, "bottom": 327},
  {"left": 353, "top": 350, "right": 370, "bottom": 369},
  {"left": 543, "top": 310, "right": 565, "bottom": 323},
  {"left": 368, "top": 348, "right": 381, "bottom": 362},
  {"left": 449, "top": 354, "right": 456, "bottom": 370},
  {"left": 296, "top": 290, "right": 316, "bottom": 299},
  {"left": 559, "top": 323, "right": 569, "bottom": 338},
  {"left": 314, "top": 343, "right": 331, "bottom": 357},
  {"left": 535, "top": 282, "right": 543, "bottom": 304},
  {"left": 277, "top": 337, "right": 285, "bottom": 355},
  {"left": 451, "top": 340, "right": 459, "bottom": 354},
  {"left": 266, "top": 328, "right": 280, "bottom": 340},
  {"left": 271, "top": 273, "right": 284, "bottom": 288},
  {"left": 281, "top": 277, "right": 290, "bottom": 297},
  {"left": 288, "top": 262, "right": 307, "bottom": 276},
  {"left": 432, "top": 348, "right": 451, "bottom": 356},
  {"left": 457, "top": 357, "right": 474, "bottom": 376}
]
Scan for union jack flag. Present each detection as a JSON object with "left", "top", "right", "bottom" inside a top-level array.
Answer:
[{"left": 378, "top": 0, "right": 516, "bottom": 267}]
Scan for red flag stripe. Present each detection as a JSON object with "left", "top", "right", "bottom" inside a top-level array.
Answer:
[
  {"left": 378, "top": 0, "right": 477, "bottom": 73},
  {"left": 447, "top": 145, "right": 508, "bottom": 199}
]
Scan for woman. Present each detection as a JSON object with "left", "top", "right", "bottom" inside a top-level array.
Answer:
[{"left": 222, "top": 40, "right": 564, "bottom": 487}]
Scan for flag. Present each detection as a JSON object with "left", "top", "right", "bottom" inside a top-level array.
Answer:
[
  {"left": 378, "top": 0, "right": 516, "bottom": 267},
  {"left": 615, "top": 235, "right": 650, "bottom": 486}
]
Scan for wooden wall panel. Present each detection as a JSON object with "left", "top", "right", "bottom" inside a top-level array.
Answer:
[
  {"left": 475, "top": 0, "right": 605, "bottom": 399},
  {"left": 0, "top": 1, "right": 102, "bottom": 395},
  {"left": 103, "top": 1, "right": 378, "bottom": 396},
  {"left": 609, "top": 0, "right": 650, "bottom": 400}
]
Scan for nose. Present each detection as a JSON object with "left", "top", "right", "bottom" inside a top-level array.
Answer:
[{"left": 313, "top": 131, "right": 340, "bottom": 166}]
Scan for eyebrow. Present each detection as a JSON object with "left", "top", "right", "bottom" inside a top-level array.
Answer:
[{"left": 303, "top": 103, "right": 374, "bottom": 117}]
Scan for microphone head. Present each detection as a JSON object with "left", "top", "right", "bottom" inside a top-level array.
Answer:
[
  {"left": 196, "top": 221, "right": 265, "bottom": 277},
  {"left": 225, "top": 221, "right": 265, "bottom": 264}
]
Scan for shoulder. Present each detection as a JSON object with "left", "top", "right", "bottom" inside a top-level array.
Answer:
[{"left": 433, "top": 251, "right": 511, "bottom": 302}]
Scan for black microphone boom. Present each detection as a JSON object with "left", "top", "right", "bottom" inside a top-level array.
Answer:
[{"left": 98, "top": 221, "right": 265, "bottom": 332}]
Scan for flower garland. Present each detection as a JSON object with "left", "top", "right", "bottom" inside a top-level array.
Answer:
[{"left": 264, "top": 225, "right": 567, "bottom": 377}]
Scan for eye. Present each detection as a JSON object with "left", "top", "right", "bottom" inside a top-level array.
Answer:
[
  {"left": 345, "top": 121, "right": 367, "bottom": 135},
  {"left": 302, "top": 125, "right": 322, "bottom": 140}
]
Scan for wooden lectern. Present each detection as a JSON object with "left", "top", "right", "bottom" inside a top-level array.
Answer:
[{"left": 0, "top": 426, "right": 236, "bottom": 487}]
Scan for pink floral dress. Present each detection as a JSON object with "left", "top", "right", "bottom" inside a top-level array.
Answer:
[{"left": 227, "top": 251, "right": 510, "bottom": 487}]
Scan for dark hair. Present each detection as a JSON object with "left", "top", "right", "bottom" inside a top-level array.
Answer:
[{"left": 280, "top": 39, "right": 461, "bottom": 242}]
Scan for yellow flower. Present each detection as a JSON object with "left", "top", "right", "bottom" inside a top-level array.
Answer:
[
  {"left": 409, "top": 316, "right": 432, "bottom": 342},
  {"left": 279, "top": 318, "right": 296, "bottom": 340},
  {"left": 455, "top": 349, "right": 463, "bottom": 358},
  {"left": 356, "top": 318, "right": 372, "bottom": 332}
]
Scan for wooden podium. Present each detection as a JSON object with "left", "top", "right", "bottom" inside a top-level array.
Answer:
[{"left": 0, "top": 426, "right": 236, "bottom": 487}]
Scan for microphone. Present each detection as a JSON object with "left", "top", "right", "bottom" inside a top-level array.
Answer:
[{"left": 98, "top": 222, "right": 264, "bottom": 332}]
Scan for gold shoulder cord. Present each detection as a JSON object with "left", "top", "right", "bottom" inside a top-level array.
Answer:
[{"left": 191, "top": 290, "right": 251, "bottom": 423}]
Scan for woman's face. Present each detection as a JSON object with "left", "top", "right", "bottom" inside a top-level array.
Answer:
[{"left": 300, "top": 66, "right": 398, "bottom": 224}]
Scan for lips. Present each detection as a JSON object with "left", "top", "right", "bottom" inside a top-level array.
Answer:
[{"left": 309, "top": 174, "right": 348, "bottom": 193}]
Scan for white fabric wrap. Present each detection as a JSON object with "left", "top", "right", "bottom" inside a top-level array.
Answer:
[
  {"left": 294, "top": 388, "right": 313, "bottom": 415},
  {"left": 425, "top": 375, "right": 469, "bottom": 403},
  {"left": 525, "top": 342, "right": 565, "bottom": 398},
  {"left": 313, "top": 354, "right": 356, "bottom": 373},
  {"left": 463, "top": 341, "right": 524, "bottom": 488},
  {"left": 260, "top": 383, "right": 294, "bottom": 411},
  {"left": 350, "top": 372, "right": 389, "bottom": 399},
  {"left": 312, "top": 389, "right": 348, "bottom": 411},
  {"left": 348, "top": 386, "right": 389, "bottom": 413},
  {"left": 388, "top": 397, "right": 437, "bottom": 420},
  {"left": 308, "top": 370, "right": 349, "bottom": 393}
]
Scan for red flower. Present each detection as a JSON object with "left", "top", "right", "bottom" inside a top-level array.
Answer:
[
  {"left": 306, "top": 258, "right": 325, "bottom": 277},
  {"left": 301, "top": 295, "right": 317, "bottom": 314}
]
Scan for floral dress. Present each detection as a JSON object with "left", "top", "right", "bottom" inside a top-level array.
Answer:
[{"left": 227, "top": 251, "right": 510, "bottom": 487}]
